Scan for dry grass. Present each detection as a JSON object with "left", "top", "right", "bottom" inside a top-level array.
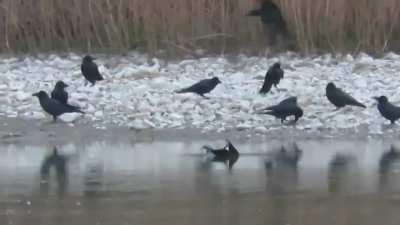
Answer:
[{"left": 0, "top": 0, "right": 399, "bottom": 55}]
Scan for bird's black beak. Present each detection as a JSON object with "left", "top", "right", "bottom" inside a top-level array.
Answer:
[
  {"left": 32, "top": 92, "right": 38, "bottom": 97},
  {"left": 373, "top": 96, "right": 379, "bottom": 101},
  {"left": 64, "top": 84, "right": 69, "bottom": 87},
  {"left": 246, "top": 9, "right": 261, "bottom": 16}
]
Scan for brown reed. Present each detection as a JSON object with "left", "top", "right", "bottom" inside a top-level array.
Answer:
[{"left": 0, "top": 0, "right": 399, "bottom": 56}]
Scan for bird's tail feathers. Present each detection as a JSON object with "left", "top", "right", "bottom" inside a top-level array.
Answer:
[
  {"left": 66, "top": 104, "right": 85, "bottom": 114},
  {"left": 202, "top": 145, "right": 214, "bottom": 153},
  {"left": 259, "top": 82, "right": 273, "bottom": 94},
  {"left": 175, "top": 88, "right": 190, "bottom": 94},
  {"left": 353, "top": 101, "right": 366, "bottom": 108},
  {"left": 256, "top": 110, "right": 274, "bottom": 115},
  {"left": 262, "top": 105, "right": 276, "bottom": 111}
]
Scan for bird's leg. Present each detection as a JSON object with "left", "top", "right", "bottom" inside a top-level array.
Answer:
[
  {"left": 200, "top": 94, "right": 210, "bottom": 99},
  {"left": 52, "top": 116, "right": 57, "bottom": 123},
  {"left": 84, "top": 80, "right": 89, "bottom": 86},
  {"left": 91, "top": 82, "right": 95, "bottom": 87},
  {"left": 333, "top": 107, "right": 341, "bottom": 111}
]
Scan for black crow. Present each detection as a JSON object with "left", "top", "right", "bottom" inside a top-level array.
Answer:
[
  {"left": 259, "top": 62, "right": 284, "bottom": 94},
  {"left": 203, "top": 140, "right": 239, "bottom": 158},
  {"left": 246, "top": 1, "right": 288, "bottom": 35},
  {"left": 51, "top": 81, "right": 69, "bottom": 104},
  {"left": 326, "top": 82, "right": 366, "bottom": 109},
  {"left": 32, "top": 91, "right": 84, "bottom": 122},
  {"left": 258, "top": 96, "right": 303, "bottom": 124},
  {"left": 175, "top": 77, "right": 221, "bottom": 98},
  {"left": 374, "top": 96, "right": 400, "bottom": 124},
  {"left": 203, "top": 140, "right": 240, "bottom": 170},
  {"left": 81, "top": 55, "right": 104, "bottom": 86}
]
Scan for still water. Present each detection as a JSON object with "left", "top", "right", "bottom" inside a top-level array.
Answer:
[{"left": 1, "top": 140, "right": 400, "bottom": 225}]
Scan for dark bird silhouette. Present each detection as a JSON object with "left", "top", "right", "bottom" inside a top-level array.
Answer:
[
  {"left": 203, "top": 140, "right": 240, "bottom": 158},
  {"left": 258, "top": 96, "right": 303, "bottom": 124},
  {"left": 379, "top": 145, "right": 400, "bottom": 191},
  {"left": 374, "top": 96, "right": 400, "bottom": 124},
  {"left": 264, "top": 143, "right": 301, "bottom": 194},
  {"left": 246, "top": 1, "right": 289, "bottom": 43},
  {"left": 175, "top": 77, "right": 221, "bottom": 98},
  {"left": 379, "top": 145, "right": 400, "bottom": 174},
  {"left": 51, "top": 81, "right": 69, "bottom": 104},
  {"left": 326, "top": 82, "right": 366, "bottom": 109},
  {"left": 41, "top": 147, "right": 68, "bottom": 181},
  {"left": 265, "top": 143, "right": 302, "bottom": 170},
  {"left": 328, "top": 153, "right": 355, "bottom": 195},
  {"left": 81, "top": 55, "right": 104, "bottom": 86},
  {"left": 203, "top": 140, "right": 240, "bottom": 170},
  {"left": 259, "top": 62, "right": 284, "bottom": 94},
  {"left": 40, "top": 146, "right": 68, "bottom": 195},
  {"left": 33, "top": 91, "right": 84, "bottom": 122}
]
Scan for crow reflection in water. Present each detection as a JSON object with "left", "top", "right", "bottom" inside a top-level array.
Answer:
[
  {"left": 202, "top": 140, "right": 240, "bottom": 170},
  {"left": 379, "top": 145, "right": 400, "bottom": 191},
  {"left": 40, "top": 146, "right": 68, "bottom": 195},
  {"left": 264, "top": 143, "right": 302, "bottom": 194},
  {"left": 328, "top": 153, "right": 356, "bottom": 195}
]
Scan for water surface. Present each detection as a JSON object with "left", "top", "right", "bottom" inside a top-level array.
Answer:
[{"left": 1, "top": 140, "right": 400, "bottom": 225}]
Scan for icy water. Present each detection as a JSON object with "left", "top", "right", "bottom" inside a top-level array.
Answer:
[{"left": 1, "top": 140, "right": 400, "bottom": 225}]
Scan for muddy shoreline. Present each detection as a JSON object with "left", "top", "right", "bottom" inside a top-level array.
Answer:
[{"left": 0, "top": 117, "right": 397, "bottom": 146}]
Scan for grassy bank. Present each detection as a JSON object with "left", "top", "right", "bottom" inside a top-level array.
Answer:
[{"left": 0, "top": 0, "right": 399, "bottom": 55}]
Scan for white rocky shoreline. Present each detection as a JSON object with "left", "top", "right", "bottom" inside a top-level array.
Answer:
[{"left": 0, "top": 51, "right": 400, "bottom": 136}]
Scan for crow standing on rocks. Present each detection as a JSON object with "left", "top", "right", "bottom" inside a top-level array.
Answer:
[
  {"left": 81, "top": 55, "right": 104, "bottom": 86},
  {"left": 33, "top": 91, "right": 84, "bottom": 122},
  {"left": 175, "top": 77, "right": 221, "bottom": 98},
  {"left": 51, "top": 81, "right": 69, "bottom": 105},
  {"left": 257, "top": 96, "right": 303, "bottom": 124},
  {"left": 326, "top": 82, "right": 366, "bottom": 109},
  {"left": 374, "top": 96, "right": 400, "bottom": 124},
  {"left": 259, "top": 62, "right": 284, "bottom": 94}
]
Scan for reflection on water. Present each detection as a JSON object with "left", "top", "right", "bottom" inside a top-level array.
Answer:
[
  {"left": 379, "top": 145, "right": 400, "bottom": 192},
  {"left": 1, "top": 140, "right": 400, "bottom": 224},
  {"left": 39, "top": 146, "right": 68, "bottom": 196}
]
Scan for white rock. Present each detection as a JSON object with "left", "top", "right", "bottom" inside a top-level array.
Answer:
[
  {"left": 59, "top": 113, "right": 82, "bottom": 123},
  {"left": 94, "top": 111, "right": 103, "bottom": 117}
]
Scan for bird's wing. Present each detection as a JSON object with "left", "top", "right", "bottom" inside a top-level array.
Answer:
[
  {"left": 335, "top": 88, "right": 361, "bottom": 105},
  {"left": 182, "top": 79, "right": 210, "bottom": 93},
  {"left": 50, "top": 90, "right": 56, "bottom": 99},
  {"left": 259, "top": 72, "right": 274, "bottom": 94},
  {"left": 279, "top": 97, "right": 296, "bottom": 105},
  {"left": 277, "top": 68, "right": 284, "bottom": 79},
  {"left": 48, "top": 98, "right": 82, "bottom": 114},
  {"left": 385, "top": 103, "right": 400, "bottom": 118},
  {"left": 266, "top": 68, "right": 283, "bottom": 86},
  {"left": 83, "top": 62, "right": 103, "bottom": 80},
  {"left": 261, "top": 104, "right": 279, "bottom": 111}
]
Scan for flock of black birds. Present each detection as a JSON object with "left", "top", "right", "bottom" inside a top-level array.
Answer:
[
  {"left": 31, "top": 55, "right": 400, "bottom": 126},
  {"left": 173, "top": 61, "right": 400, "bottom": 125},
  {"left": 32, "top": 55, "right": 103, "bottom": 122},
  {"left": 30, "top": 1, "right": 400, "bottom": 126}
]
